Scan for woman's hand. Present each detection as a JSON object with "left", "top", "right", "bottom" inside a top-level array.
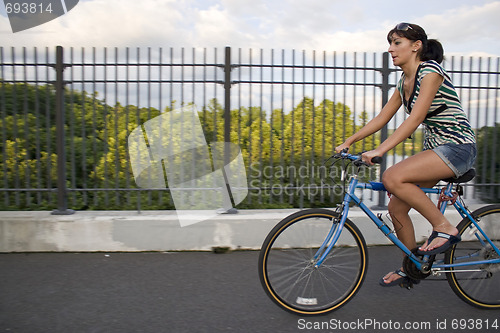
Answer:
[
  {"left": 361, "top": 149, "right": 383, "bottom": 165},
  {"left": 335, "top": 143, "right": 350, "bottom": 154}
]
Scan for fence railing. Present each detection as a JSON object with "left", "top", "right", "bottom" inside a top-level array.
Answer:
[{"left": 1, "top": 46, "right": 499, "bottom": 212}]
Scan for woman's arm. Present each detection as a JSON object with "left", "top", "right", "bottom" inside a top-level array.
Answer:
[{"left": 362, "top": 72, "right": 444, "bottom": 163}]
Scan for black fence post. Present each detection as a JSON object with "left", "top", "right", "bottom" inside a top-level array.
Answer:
[
  {"left": 219, "top": 46, "right": 237, "bottom": 213},
  {"left": 373, "top": 52, "right": 392, "bottom": 209},
  {"left": 51, "top": 46, "right": 74, "bottom": 215},
  {"left": 224, "top": 46, "right": 232, "bottom": 156}
]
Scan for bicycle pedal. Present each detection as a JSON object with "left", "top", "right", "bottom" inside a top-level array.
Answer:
[{"left": 399, "top": 280, "right": 416, "bottom": 290}]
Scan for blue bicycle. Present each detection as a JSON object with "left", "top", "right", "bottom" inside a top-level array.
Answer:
[{"left": 258, "top": 151, "right": 500, "bottom": 315}]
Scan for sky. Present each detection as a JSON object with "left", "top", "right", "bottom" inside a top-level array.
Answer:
[{"left": 1, "top": 0, "right": 500, "bottom": 57}]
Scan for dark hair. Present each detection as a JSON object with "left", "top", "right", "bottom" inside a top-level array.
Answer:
[{"left": 387, "top": 23, "right": 444, "bottom": 63}]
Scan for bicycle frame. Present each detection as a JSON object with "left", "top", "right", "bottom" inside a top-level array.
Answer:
[{"left": 314, "top": 170, "right": 500, "bottom": 274}]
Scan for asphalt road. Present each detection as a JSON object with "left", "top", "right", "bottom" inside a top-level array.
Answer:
[{"left": 1, "top": 247, "right": 499, "bottom": 333}]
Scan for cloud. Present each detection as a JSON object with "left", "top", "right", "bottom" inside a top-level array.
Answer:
[
  {"left": 1, "top": 0, "right": 188, "bottom": 47},
  {"left": 187, "top": 0, "right": 382, "bottom": 51},
  {"left": 0, "top": 0, "right": 498, "bottom": 57},
  {"left": 191, "top": 4, "right": 256, "bottom": 48},
  {"left": 416, "top": 1, "right": 500, "bottom": 56},
  {"left": 421, "top": 2, "right": 500, "bottom": 41}
]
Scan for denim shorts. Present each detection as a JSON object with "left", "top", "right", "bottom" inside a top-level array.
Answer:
[{"left": 431, "top": 143, "right": 477, "bottom": 177}]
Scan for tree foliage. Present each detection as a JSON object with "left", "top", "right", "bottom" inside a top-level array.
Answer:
[
  {"left": 1, "top": 81, "right": 381, "bottom": 210},
  {"left": 476, "top": 124, "right": 500, "bottom": 202}
]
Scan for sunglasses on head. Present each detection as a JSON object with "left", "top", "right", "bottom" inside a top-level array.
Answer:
[{"left": 396, "top": 23, "right": 413, "bottom": 31}]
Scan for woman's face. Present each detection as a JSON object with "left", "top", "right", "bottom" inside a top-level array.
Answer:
[{"left": 388, "top": 32, "right": 420, "bottom": 66}]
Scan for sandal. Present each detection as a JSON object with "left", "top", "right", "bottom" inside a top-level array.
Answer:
[
  {"left": 379, "top": 269, "right": 420, "bottom": 289},
  {"left": 417, "top": 231, "right": 461, "bottom": 255}
]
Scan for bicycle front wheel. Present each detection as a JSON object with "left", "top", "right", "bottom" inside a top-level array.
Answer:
[
  {"left": 445, "top": 204, "right": 500, "bottom": 309},
  {"left": 258, "top": 208, "right": 368, "bottom": 315}
]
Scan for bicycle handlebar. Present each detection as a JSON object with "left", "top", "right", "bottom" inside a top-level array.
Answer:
[{"left": 335, "top": 150, "right": 383, "bottom": 166}]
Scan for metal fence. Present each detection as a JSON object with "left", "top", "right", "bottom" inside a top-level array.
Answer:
[{"left": 1, "top": 46, "right": 499, "bottom": 212}]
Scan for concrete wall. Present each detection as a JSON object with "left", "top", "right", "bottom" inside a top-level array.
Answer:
[{"left": 0, "top": 206, "right": 474, "bottom": 252}]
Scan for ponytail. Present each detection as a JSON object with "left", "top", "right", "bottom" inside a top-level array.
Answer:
[{"left": 421, "top": 39, "right": 444, "bottom": 64}]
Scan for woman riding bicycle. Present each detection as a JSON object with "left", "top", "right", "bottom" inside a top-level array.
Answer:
[{"left": 335, "top": 23, "right": 476, "bottom": 287}]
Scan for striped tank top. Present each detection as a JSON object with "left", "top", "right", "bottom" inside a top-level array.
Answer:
[{"left": 397, "top": 60, "right": 476, "bottom": 150}]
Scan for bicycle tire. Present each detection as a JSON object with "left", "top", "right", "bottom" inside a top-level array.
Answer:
[
  {"left": 258, "top": 208, "right": 368, "bottom": 315},
  {"left": 445, "top": 204, "right": 500, "bottom": 309}
]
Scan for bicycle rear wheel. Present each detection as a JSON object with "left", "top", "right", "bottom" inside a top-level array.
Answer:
[
  {"left": 258, "top": 208, "right": 368, "bottom": 315},
  {"left": 445, "top": 204, "right": 500, "bottom": 309}
]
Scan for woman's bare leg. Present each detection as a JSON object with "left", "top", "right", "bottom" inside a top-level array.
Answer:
[
  {"left": 382, "top": 150, "right": 458, "bottom": 253},
  {"left": 381, "top": 180, "right": 437, "bottom": 284}
]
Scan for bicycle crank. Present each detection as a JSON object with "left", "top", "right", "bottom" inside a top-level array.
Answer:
[{"left": 403, "top": 248, "right": 434, "bottom": 280}]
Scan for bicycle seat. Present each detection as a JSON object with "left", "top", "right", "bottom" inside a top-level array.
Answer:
[{"left": 442, "top": 168, "right": 476, "bottom": 184}]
